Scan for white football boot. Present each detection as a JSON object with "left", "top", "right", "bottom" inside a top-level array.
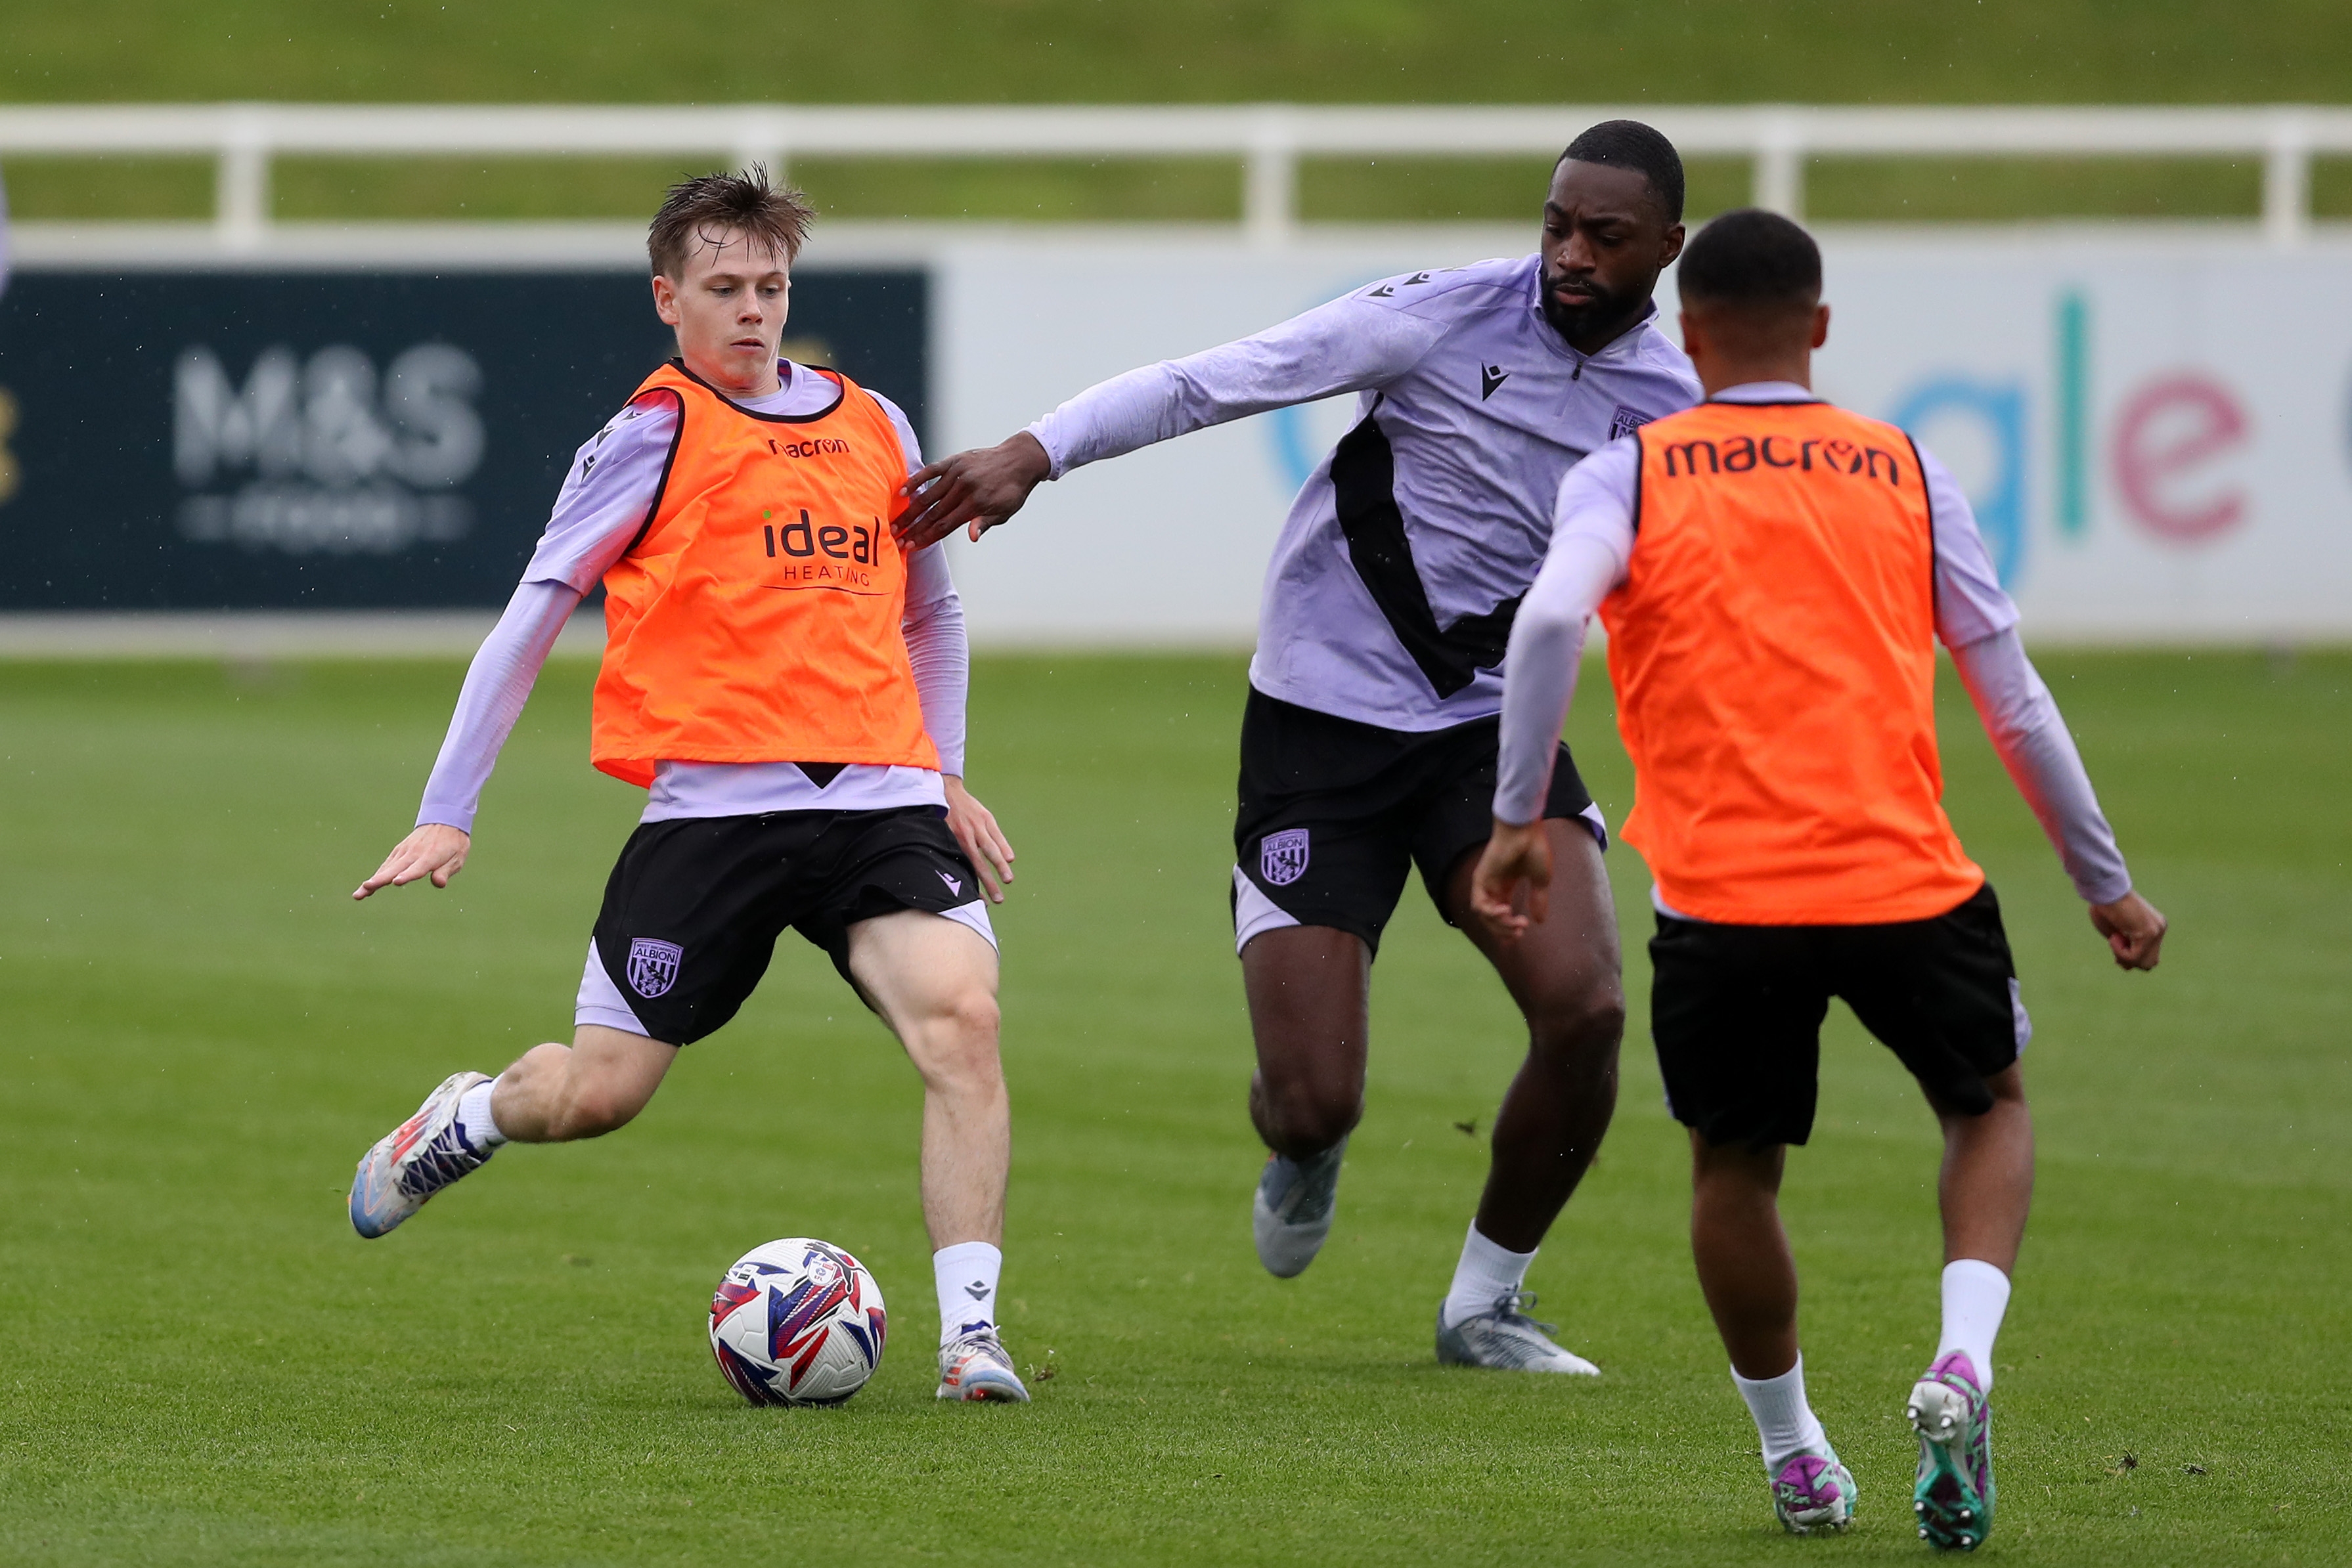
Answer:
[
  {"left": 1434, "top": 1290, "right": 1601, "bottom": 1374},
  {"left": 937, "top": 1328, "right": 1031, "bottom": 1403},
  {"left": 1251, "top": 1137, "right": 1347, "bottom": 1278},
  {"left": 349, "top": 1071, "right": 495, "bottom": 1238}
]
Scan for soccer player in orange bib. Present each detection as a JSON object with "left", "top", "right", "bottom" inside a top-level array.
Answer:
[
  {"left": 344, "top": 170, "right": 1032, "bottom": 1403},
  {"left": 1473, "top": 209, "right": 2167, "bottom": 1544}
]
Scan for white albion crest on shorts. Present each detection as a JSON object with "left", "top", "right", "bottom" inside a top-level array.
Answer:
[
  {"left": 1260, "top": 827, "right": 1311, "bottom": 887},
  {"left": 627, "top": 938, "right": 683, "bottom": 999}
]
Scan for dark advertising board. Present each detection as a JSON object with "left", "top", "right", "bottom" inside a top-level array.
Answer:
[{"left": 0, "top": 267, "right": 927, "bottom": 609}]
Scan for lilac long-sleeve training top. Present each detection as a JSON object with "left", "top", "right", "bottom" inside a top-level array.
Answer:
[
  {"left": 1493, "top": 381, "right": 2131, "bottom": 912},
  {"left": 415, "top": 364, "right": 967, "bottom": 835}
]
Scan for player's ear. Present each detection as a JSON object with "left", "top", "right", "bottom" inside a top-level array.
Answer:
[
  {"left": 1810, "top": 301, "right": 1831, "bottom": 351},
  {"left": 1678, "top": 307, "right": 1707, "bottom": 365},
  {"left": 650, "top": 272, "right": 682, "bottom": 327},
  {"left": 1658, "top": 221, "right": 1686, "bottom": 265}
]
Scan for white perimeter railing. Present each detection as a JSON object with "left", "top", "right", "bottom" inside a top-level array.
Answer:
[{"left": 2, "top": 102, "right": 2348, "bottom": 249}]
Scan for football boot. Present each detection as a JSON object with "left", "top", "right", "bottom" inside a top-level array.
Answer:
[
  {"left": 1251, "top": 1137, "right": 1347, "bottom": 1278},
  {"left": 349, "top": 1071, "right": 495, "bottom": 1238},
  {"left": 1771, "top": 1445, "right": 1859, "bottom": 1535},
  {"left": 1434, "top": 1290, "right": 1601, "bottom": 1374},
  {"left": 1909, "top": 1351, "right": 1996, "bottom": 1551},
  {"left": 937, "top": 1328, "right": 1031, "bottom": 1403}
]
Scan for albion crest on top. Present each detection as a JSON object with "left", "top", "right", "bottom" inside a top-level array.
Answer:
[
  {"left": 1260, "top": 828, "right": 1311, "bottom": 887},
  {"left": 627, "top": 937, "right": 683, "bottom": 998}
]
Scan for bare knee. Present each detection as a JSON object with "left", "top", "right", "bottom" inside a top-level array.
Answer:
[
  {"left": 905, "top": 986, "right": 1004, "bottom": 1097},
  {"left": 1526, "top": 978, "right": 1626, "bottom": 1065},
  {"left": 1931, "top": 1062, "right": 2031, "bottom": 1129},
  {"left": 556, "top": 1079, "right": 644, "bottom": 1139},
  {"left": 1692, "top": 1133, "right": 1786, "bottom": 1203},
  {"left": 506, "top": 1041, "right": 646, "bottom": 1140},
  {"left": 1253, "top": 1068, "right": 1362, "bottom": 1152}
]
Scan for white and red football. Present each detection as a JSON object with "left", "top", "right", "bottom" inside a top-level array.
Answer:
[{"left": 708, "top": 1238, "right": 887, "bottom": 1407}]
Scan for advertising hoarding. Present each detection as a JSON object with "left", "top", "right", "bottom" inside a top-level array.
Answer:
[
  {"left": 2, "top": 228, "right": 2345, "bottom": 644},
  {"left": 0, "top": 268, "right": 925, "bottom": 609},
  {"left": 935, "top": 229, "right": 2352, "bottom": 645}
]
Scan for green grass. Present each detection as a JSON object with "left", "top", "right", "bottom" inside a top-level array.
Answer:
[
  {"left": 1, "top": 650, "right": 2347, "bottom": 1565},
  {"left": 3, "top": 1, "right": 2351, "bottom": 225},
  {"left": 9, "top": 0, "right": 2351, "bottom": 106}
]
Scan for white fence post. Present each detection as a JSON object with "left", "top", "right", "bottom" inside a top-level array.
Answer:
[
  {"left": 1752, "top": 108, "right": 1806, "bottom": 219},
  {"left": 0, "top": 101, "right": 2339, "bottom": 250},
  {"left": 2263, "top": 108, "right": 2311, "bottom": 249},
  {"left": 1244, "top": 105, "right": 1297, "bottom": 248},
  {"left": 215, "top": 104, "right": 271, "bottom": 250},
  {"left": 733, "top": 106, "right": 789, "bottom": 185}
]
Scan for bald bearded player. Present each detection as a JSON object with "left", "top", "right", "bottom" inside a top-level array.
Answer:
[{"left": 897, "top": 122, "right": 1701, "bottom": 1374}]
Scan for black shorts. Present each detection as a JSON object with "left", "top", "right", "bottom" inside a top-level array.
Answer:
[
  {"left": 588, "top": 807, "right": 986, "bottom": 1046},
  {"left": 1649, "top": 881, "right": 2028, "bottom": 1148},
  {"left": 1231, "top": 687, "right": 1601, "bottom": 956}
]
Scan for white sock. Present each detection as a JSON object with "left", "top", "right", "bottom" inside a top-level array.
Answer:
[
  {"left": 1935, "top": 1258, "right": 2012, "bottom": 1390},
  {"left": 1440, "top": 1223, "right": 1537, "bottom": 1330},
  {"left": 455, "top": 1078, "right": 508, "bottom": 1151},
  {"left": 933, "top": 1241, "right": 1002, "bottom": 1347},
  {"left": 1732, "top": 1355, "right": 1828, "bottom": 1471}
]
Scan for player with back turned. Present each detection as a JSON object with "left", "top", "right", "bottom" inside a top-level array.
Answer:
[
  {"left": 1473, "top": 209, "right": 2167, "bottom": 1545},
  {"left": 343, "top": 170, "right": 1034, "bottom": 1404},
  {"left": 899, "top": 123, "right": 1700, "bottom": 1374}
]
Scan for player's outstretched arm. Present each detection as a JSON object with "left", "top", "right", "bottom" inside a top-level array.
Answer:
[
  {"left": 349, "top": 579, "right": 585, "bottom": 904},
  {"left": 943, "top": 777, "right": 1016, "bottom": 904},
  {"left": 895, "top": 433, "right": 1052, "bottom": 549},
  {"left": 353, "top": 823, "right": 472, "bottom": 900},
  {"left": 897, "top": 288, "right": 1445, "bottom": 552},
  {"left": 1947, "top": 628, "right": 2167, "bottom": 973},
  {"left": 1924, "top": 452, "right": 2169, "bottom": 975}
]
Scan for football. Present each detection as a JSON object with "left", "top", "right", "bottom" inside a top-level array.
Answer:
[{"left": 708, "top": 1238, "right": 888, "bottom": 1407}]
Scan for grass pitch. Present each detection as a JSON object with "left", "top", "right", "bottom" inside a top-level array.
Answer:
[{"left": 1, "top": 650, "right": 2347, "bottom": 1565}]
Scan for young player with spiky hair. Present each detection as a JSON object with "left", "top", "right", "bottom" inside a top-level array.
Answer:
[
  {"left": 345, "top": 169, "right": 1033, "bottom": 1404},
  {"left": 896, "top": 122, "right": 1699, "bottom": 1375},
  {"left": 1474, "top": 208, "right": 2167, "bottom": 1545}
]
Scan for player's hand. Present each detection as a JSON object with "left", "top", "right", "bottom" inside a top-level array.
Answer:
[
  {"left": 1469, "top": 817, "right": 1553, "bottom": 940},
  {"left": 353, "top": 824, "right": 472, "bottom": 900},
  {"left": 893, "top": 433, "right": 1052, "bottom": 549},
  {"left": 2089, "top": 889, "right": 2166, "bottom": 970},
  {"left": 943, "top": 777, "right": 1016, "bottom": 904}
]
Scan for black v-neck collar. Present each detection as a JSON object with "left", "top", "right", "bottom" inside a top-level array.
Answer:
[{"left": 671, "top": 358, "right": 848, "bottom": 424}]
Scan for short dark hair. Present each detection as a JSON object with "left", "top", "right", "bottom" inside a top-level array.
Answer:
[
  {"left": 647, "top": 166, "right": 814, "bottom": 278},
  {"left": 1559, "top": 120, "right": 1685, "bottom": 225},
  {"left": 1677, "top": 208, "right": 1822, "bottom": 310}
]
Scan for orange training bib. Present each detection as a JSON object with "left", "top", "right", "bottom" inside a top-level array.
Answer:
[
  {"left": 590, "top": 362, "right": 939, "bottom": 788},
  {"left": 1600, "top": 399, "right": 1983, "bottom": 925}
]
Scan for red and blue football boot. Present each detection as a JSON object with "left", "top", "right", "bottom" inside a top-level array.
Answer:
[{"left": 349, "top": 1071, "right": 495, "bottom": 1238}]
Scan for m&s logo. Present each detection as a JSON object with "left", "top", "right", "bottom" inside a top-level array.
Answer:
[{"left": 173, "top": 343, "right": 486, "bottom": 555}]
